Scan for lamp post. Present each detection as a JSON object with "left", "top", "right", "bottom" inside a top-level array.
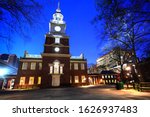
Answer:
[{"left": 0, "top": 68, "right": 8, "bottom": 90}]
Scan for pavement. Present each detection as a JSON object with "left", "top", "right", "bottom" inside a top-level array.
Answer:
[{"left": 0, "top": 84, "right": 150, "bottom": 100}]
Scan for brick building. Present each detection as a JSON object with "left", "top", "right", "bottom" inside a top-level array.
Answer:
[{"left": 14, "top": 4, "right": 87, "bottom": 89}]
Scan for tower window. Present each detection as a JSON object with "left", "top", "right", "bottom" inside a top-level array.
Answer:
[
  {"left": 19, "top": 77, "right": 25, "bottom": 85},
  {"left": 54, "top": 61, "right": 59, "bottom": 74},
  {"left": 60, "top": 66, "right": 63, "bottom": 74},
  {"left": 22, "top": 63, "right": 28, "bottom": 70},
  {"left": 29, "top": 77, "right": 34, "bottom": 85},
  {"left": 55, "top": 37, "right": 60, "bottom": 43},
  {"left": 31, "top": 62, "right": 36, "bottom": 70},
  {"left": 50, "top": 66, "right": 53, "bottom": 74}
]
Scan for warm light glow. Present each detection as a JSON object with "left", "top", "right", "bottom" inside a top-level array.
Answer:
[{"left": 126, "top": 66, "right": 131, "bottom": 71}]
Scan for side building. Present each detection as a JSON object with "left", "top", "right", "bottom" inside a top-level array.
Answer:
[{"left": 14, "top": 4, "right": 87, "bottom": 89}]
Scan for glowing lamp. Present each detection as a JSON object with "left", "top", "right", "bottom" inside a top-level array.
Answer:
[
  {"left": 0, "top": 68, "right": 8, "bottom": 76},
  {"left": 126, "top": 66, "right": 131, "bottom": 71}
]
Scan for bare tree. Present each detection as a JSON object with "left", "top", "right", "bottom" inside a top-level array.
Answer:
[
  {"left": 94, "top": 0, "right": 150, "bottom": 82},
  {"left": 0, "top": 0, "right": 42, "bottom": 49}
]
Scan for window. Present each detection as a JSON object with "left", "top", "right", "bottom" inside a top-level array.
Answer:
[
  {"left": 50, "top": 66, "right": 53, "bottom": 74},
  {"left": 54, "top": 61, "right": 59, "bottom": 74},
  {"left": 81, "top": 76, "right": 86, "bottom": 83},
  {"left": 38, "top": 77, "right": 41, "bottom": 85},
  {"left": 74, "top": 63, "right": 78, "bottom": 70},
  {"left": 111, "top": 75, "right": 114, "bottom": 78},
  {"left": 102, "top": 75, "right": 104, "bottom": 79},
  {"left": 105, "top": 75, "right": 107, "bottom": 78},
  {"left": 55, "top": 37, "right": 60, "bottom": 43},
  {"left": 39, "top": 63, "right": 42, "bottom": 70},
  {"left": 22, "top": 63, "right": 28, "bottom": 70},
  {"left": 108, "top": 75, "right": 110, "bottom": 78},
  {"left": 29, "top": 77, "right": 34, "bottom": 85},
  {"left": 81, "top": 63, "right": 85, "bottom": 70},
  {"left": 31, "top": 62, "right": 36, "bottom": 70},
  {"left": 70, "top": 76, "right": 72, "bottom": 83},
  {"left": 19, "top": 77, "right": 25, "bottom": 85},
  {"left": 60, "top": 66, "right": 63, "bottom": 74},
  {"left": 75, "top": 76, "right": 79, "bottom": 83}
]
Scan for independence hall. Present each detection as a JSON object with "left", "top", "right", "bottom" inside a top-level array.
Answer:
[{"left": 14, "top": 5, "right": 88, "bottom": 89}]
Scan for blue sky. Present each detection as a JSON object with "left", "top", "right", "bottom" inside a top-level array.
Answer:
[{"left": 0, "top": 0, "right": 103, "bottom": 64}]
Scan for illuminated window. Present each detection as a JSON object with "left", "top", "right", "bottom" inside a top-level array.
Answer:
[
  {"left": 54, "top": 61, "right": 59, "bottom": 74},
  {"left": 75, "top": 76, "right": 79, "bottom": 83},
  {"left": 39, "top": 63, "right": 42, "bottom": 70},
  {"left": 81, "top": 76, "right": 86, "bottom": 83},
  {"left": 19, "top": 77, "right": 25, "bottom": 85},
  {"left": 105, "top": 75, "right": 107, "bottom": 78},
  {"left": 55, "top": 37, "right": 60, "bottom": 43},
  {"left": 22, "top": 63, "right": 28, "bottom": 70},
  {"left": 108, "top": 75, "right": 110, "bottom": 78},
  {"left": 102, "top": 75, "right": 104, "bottom": 79},
  {"left": 38, "top": 76, "right": 41, "bottom": 85},
  {"left": 29, "top": 77, "right": 34, "bottom": 85},
  {"left": 50, "top": 66, "right": 53, "bottom": 74},
  {"left": 111, "top": 75, "right": 114, "bottom": 78},
  {"left": 70, "top": 76, "right": 72, "bottom": 83},
  {"left": 74, "top": 63, "right": 78, "bottom": 70},
  {"left": 60, "top": 66, "right": 63, "bottom": 74},
  {"left": 31, "top": 62, "right": 36, "bottom": 70},
  {"left": 81, "top": 63, "right": 85, "bottom": 70}
]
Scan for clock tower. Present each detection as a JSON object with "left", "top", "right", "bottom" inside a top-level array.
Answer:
[{"left": 41, "top": 3, "right": 70, "bottom": 88}]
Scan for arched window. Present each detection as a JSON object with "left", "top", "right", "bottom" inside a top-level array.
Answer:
[{"left": 54, "top": 60, "right": 60, "bottom": 74}]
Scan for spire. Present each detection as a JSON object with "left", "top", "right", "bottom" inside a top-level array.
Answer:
[{"left": 56, "top": 1, "right": 61, "bottom": 13}]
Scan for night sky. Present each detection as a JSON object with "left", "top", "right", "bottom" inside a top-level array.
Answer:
[{"left": 0, "top": 0, "right": 103, "bottom": 64}]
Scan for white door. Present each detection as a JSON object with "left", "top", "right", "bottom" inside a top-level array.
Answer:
[{"left": 52, "top": 75, "right": 60, "bottom": 87}]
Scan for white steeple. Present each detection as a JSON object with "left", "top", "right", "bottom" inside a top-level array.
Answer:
[
  {"left": 51, "top": 2, "right": 65, "bottom": 24},
  {"left": 56, "top": 2, "right": 61, "bottom": 13}
]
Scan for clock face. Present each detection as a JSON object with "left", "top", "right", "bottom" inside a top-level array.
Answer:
[
  {"left": 54, "top": 47, "right": 60, "bottom": 52},
  {"left": 54, "top": 26, "right": 61, "bottom": 32}
]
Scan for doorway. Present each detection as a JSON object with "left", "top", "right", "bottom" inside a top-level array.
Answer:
[{"left": 52, "top": 75, "right": 60, "bottom": 87}]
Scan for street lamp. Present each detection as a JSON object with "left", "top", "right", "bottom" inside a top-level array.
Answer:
[
  {"left": 0, "top": 68, "right": 9, "bottom": 89},
  {"left": 125, "top": 66, "right": 131, "bottom": 71}
]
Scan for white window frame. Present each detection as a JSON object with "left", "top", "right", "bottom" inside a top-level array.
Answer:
[
  {"left": 31, "top": 62, "right": 36, "bottom": 70},
  {"left": 38, "top": 76, "right": 41, "bottom": 85},
  {"left": 50, "top": 66, "right": 53, "bottom": 74},
  {"left": 39, "top": 63, "right": 42, "bottom": 70},
  {"left": 81, "top": 75, "right": 86, "bottom": 83},
  {"left": 19, "top": 77, "right": 26, "bottom": 85},
  {"left": 75, "top": 76, "right": 79, "bottom": 83},
  {"left": 60, "top": 66, "right": 63, "bottom": 74},
  {"left": 74, "top": 63, "right": 78, "bottom": 70},
  {"left": 81, "top": 63, "right": 85, "bottom": 70},
  {"left": 29, "top": 77, "right": 34, "bottom": 85},
  {"left": 22, "top": 63, "right": 28, "bottom": 70},
  {"left": 54, "top": 61, "right": 59, "bottom": 74}
]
